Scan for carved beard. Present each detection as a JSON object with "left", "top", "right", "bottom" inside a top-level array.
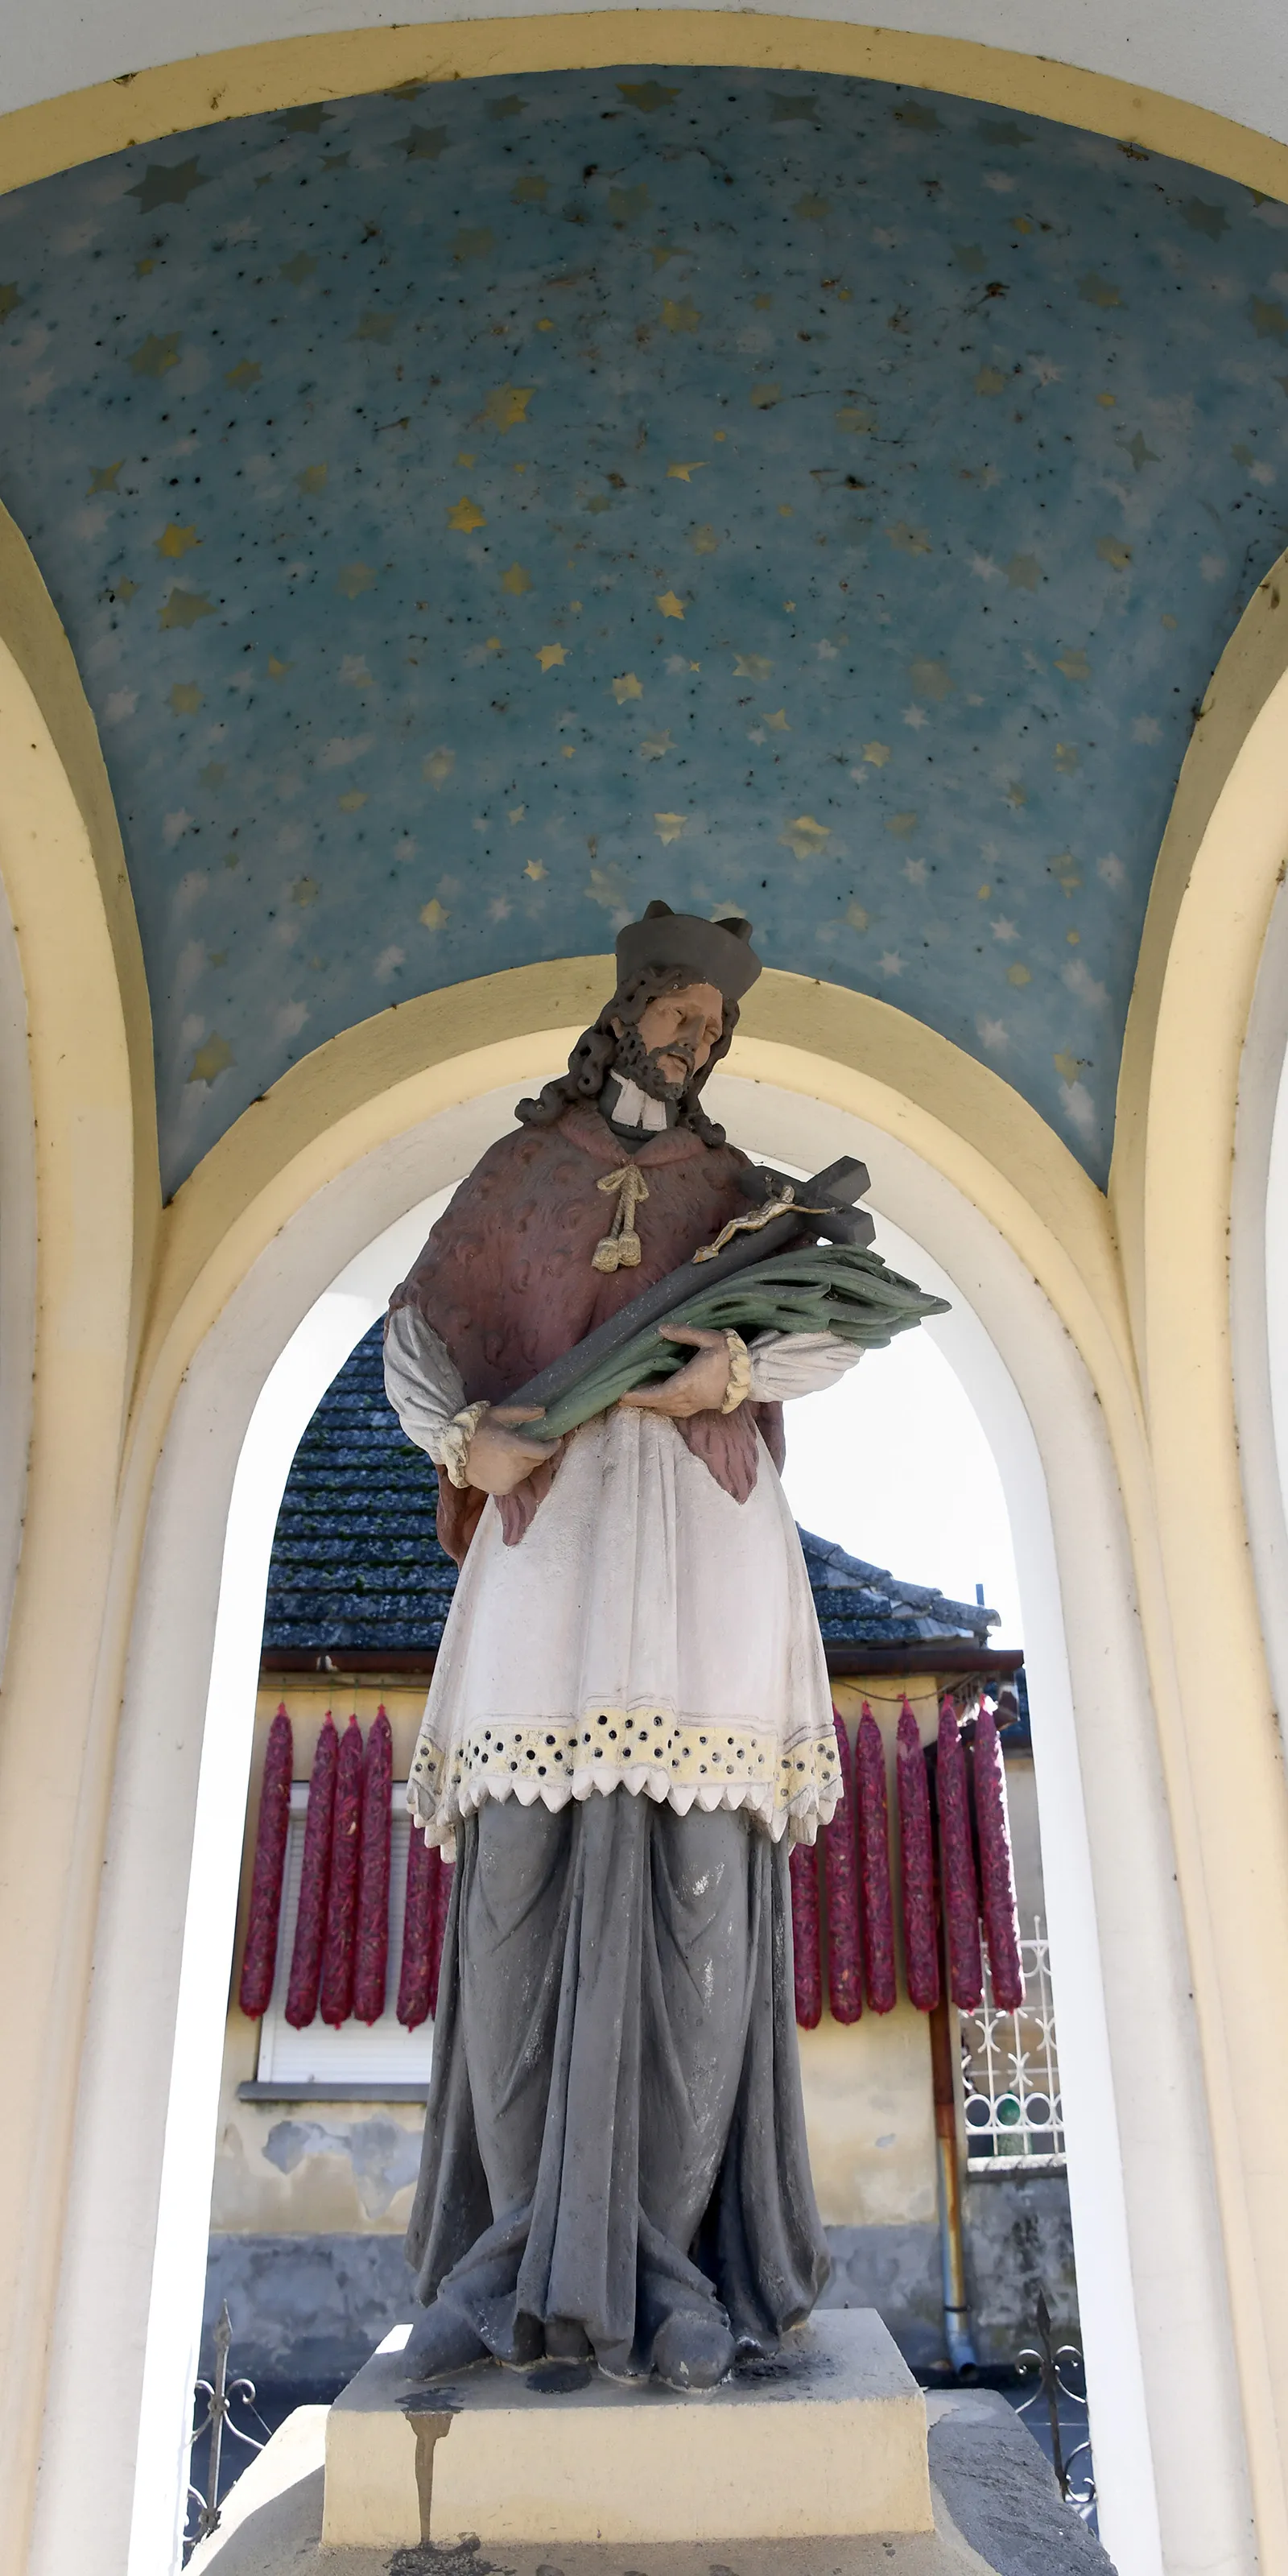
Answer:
[{"left": 611, "top": 1021, "right": 696, "bottom": 1104}]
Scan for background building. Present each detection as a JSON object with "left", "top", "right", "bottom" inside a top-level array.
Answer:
[{"left": 204, "top": 1323, "right": 1071, "bottom": 2394}]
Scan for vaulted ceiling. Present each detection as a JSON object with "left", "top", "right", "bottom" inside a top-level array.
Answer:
[{"left": 2, "top": 66, "right": 1286, "bottom": 1191}]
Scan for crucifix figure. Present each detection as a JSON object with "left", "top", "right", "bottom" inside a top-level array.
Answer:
[{"left": 383, "top": 903, "right": 870, "bottom": 2390}]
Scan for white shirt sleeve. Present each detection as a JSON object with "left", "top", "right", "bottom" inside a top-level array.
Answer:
[
  {"left": 746, "top": 1329, "right": 865, "bottom": 1404},
  {"left": 382, "top": 1304, "right": 467, "bottom": 1465}
]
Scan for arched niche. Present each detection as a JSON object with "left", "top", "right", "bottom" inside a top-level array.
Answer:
[{"left": 30, "top": 1050, "right": 1249, "bottom": 2576}]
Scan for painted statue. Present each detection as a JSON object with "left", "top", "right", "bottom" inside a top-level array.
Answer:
[{"left": 383, "top": 903, "right": 866, "bottom": 2390}]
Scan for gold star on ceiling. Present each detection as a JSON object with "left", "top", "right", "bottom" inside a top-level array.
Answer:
[
  {"left": 159, "top": 589, "right": 215, "bottom": 630},
  {"left": 130, "top": 332, "right": 181, "bottom": 378},
  {"left": 448, "top": 495, "right": 486, "bottom": 533},
  {"left": 655, "top": 592, "right": 685, "bottom": 620},
  {"left": 536, "top": 643, "right": 568, "bottom": 671},
  {"left": 155, "top": 522, "right": 200, "bottom": 559},
  {"left": 502, "top": 564, "right": 533, "bottom": 595},
  {"left": 225, "top": 359, "right": 261, "bottom": 391},
  {"left": 618, "top": 80, "right": 679, "bottom": 109},
  {"left": 127, "top": 158, "right": 211, "bottom": 213},
  {"left": 780, "top": 816, "right": 832, "bottom": 858},
  {"left": 654, "top": 814, "right": 687, "bottom": 843},
  {"left": 481, "top": 385, "right": 535, "bottom": 432},
  {"left": 88, "top": 460, "right": 126, "bottom": 496},
  {"left": 188, "top": 1034, "right": 233, "bottom": 1084},
  {"left": 524, "top": 858, "right": 547, "bottom": 881},
  {"left": 612, "top": 673, "right": 643, "bottom": 703},
  {"left": 169, "top": 682, "right": 201, "bottom": 713},
  {"left": 420, "top": 898, "right": 449, "bottom": 929},
  {"left": 667, "top": 461, "right": 704, "bottom": 481}
]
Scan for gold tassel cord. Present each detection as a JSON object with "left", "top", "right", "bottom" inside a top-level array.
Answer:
[{"left": 592, "top": 1165, "right": 650, "bottom": 1273}]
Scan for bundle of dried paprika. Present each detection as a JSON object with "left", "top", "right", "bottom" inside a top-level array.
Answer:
[
  {"left": 790, "top": 1838, "right": 823, "bottom": 2029},
  {"left": 353, "top": 1707, "right": 392, "bottom": 2025},
  {"left": 320, "top": 1715, "right": 364, "bottom": 2028},
  {"left": 823, "top": 1710, "right": 863, "bottom": 2023},
  {"left": 397, "top": 1828, "right": 440, "bottom": 2031},
  {"left": 897, "top": 1700, "right": 939, "bottom": 2013},
  {"left": 238, "top": 1705, "right": 292, "bottom": 2019},
  {"left": 936, "top": 1698, "right": 983, "bottom": 2011},
  {"left": 856, "top": 1704, "right": 897, "bottom": 2013},
  {"left": 974, "top": 1702, "right": 1025, "bottom": 2010},
  {"left": 285, "top": 1713, "right": 337, "bottom": 2029}
]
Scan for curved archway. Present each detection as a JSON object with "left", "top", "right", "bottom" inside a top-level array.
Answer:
[
  {"left": 28, "top": 1035, "right": 1253, "bottom": 2576},
  {"left": 5, "top": 11, "right": 1288, "bottom": 203}
]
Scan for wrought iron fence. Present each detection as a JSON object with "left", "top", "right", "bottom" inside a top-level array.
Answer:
[
  {"left": 1017, "top": 2288, "right": 1096, "bottom": 2524},
  {"left": 184, "top": 2304, "right": 266, "bottom": 2562},
  {"left": 960, "top": 1914, "right": 1065, "bottom": 2169}
]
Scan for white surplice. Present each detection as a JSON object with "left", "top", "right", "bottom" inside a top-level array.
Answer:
[{"left": 384, "top": 1308, "right": 861, "bottom": 1849}]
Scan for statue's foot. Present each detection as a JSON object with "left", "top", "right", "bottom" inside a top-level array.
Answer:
[
  {"left": 401, "top": 2301, "right": 491, "bottom": 2384},
  {"left": 652, "top": 2310, "right": 736, "bottom": 2393}
]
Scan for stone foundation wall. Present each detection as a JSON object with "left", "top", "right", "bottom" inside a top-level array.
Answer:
[{"left": 201, "top": 2169, "right": 1077, "bottom": 2390}]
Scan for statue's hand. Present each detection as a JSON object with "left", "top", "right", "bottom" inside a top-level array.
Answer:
[
  {"left": 464, "top": 1406, "right": 561, "bottom": 1495},
  {"left": 618, "top": 1324, "right": 732, "bottom": 1419}
]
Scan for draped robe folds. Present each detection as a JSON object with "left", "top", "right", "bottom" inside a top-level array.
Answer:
[{"left": 389, "top": 1101, "right": 832, "bottom": 2376}]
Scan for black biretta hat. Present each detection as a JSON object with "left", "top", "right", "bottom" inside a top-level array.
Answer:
[{"left": 614, "top": 899, "right": 762, "bottom": 1004}]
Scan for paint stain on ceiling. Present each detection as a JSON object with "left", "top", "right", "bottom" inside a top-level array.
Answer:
[{"left": 1, "top": 69, "right": 1286, "bottom": 1190}]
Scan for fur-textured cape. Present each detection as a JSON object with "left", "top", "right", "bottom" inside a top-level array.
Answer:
[{"left": 390, "top": 1104, "right": 785, "bottom": 1562}]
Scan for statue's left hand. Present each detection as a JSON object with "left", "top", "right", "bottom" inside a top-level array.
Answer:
[{"left": 618, "top": 1324, "right": 732, "bottom": 1418}]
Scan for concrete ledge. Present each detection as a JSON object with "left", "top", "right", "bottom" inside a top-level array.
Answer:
[{"left": 321, "top": 2311, "right": 934, "bottom": 2549}]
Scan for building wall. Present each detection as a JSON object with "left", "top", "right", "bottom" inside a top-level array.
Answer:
[{"left": 206, "top": 1669, "right": 1067, "bottom": 2380}]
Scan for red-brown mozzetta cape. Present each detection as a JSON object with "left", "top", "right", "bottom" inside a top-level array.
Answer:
[{"left": 390, "top": 1104, "right": 785, "bottom": 1563}]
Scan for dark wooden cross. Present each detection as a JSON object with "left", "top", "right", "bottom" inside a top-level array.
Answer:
[{"left": 508, "top": 1158, "right": 874, "bottom": 1419}]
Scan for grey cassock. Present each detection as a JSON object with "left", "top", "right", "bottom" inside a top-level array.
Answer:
[{"left": 405, "top": 1789, "right": 829, "bottom": 2377}]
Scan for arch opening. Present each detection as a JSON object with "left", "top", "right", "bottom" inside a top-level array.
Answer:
[{"left": 28, "top": 1049, "right": 1243, "bottom": 2576}]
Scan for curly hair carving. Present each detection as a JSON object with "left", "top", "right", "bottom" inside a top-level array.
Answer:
[{"left": 515, "top": 961, "right": 737, "bottom": 1147}]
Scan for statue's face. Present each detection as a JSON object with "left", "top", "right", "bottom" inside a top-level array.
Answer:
[{"left": 626, "top": 981, "right": 724, "bottom": 1090}]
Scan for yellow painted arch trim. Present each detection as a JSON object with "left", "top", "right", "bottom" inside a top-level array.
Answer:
[
  {"left": 4, "top": 13, "right": 1288, "bottom": 201},
  {"left": 136, "top": 958, "right": 1134, "bottom": 1472}
]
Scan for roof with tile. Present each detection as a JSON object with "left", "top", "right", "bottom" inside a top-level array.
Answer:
[{"left": 262, "top": 1323, "right": 1000, "bottom": 1659}]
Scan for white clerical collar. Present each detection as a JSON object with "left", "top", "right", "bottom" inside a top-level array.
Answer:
[{"left": 606, "top": 1076, "right": 671, "bottom": 1133}]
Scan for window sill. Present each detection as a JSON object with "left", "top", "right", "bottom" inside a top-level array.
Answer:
[{"left": 238, "top": 2080, "right": 430, "bottom": 2103}]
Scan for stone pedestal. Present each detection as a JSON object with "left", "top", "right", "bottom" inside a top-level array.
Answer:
[{"left": 320, "top": 2311, "right": 934, "bottom": 2552}]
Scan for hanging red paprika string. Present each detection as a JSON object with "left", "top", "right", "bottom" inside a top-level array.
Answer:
[
  {"left": 353, "top": 1707, "right": 393, "bottom": 2025},
  {"left": 427, "top": 1851, "right": 454, "bottom": 2017},
  {"left": 398, "top": 1827, "right": 440, "bottom": 2031},
  {"left": 856, "top": 1705, "right": 897, "bottom": 2013},
  {"left": 790, "top": 1838, "right": 823, "bottom": 2028},
  {"left": 823, "top": 1711, "right": 862, "bottom": 2023},
  {"left": 897, "top": 1699, "right": 939, "bottom": 2012},
  {"left": 973, "top": 1702, "right": 1025, "bottom": 2010},
  {"left": 320, "top": 1715, "right": 365, "bottom": 2028},
  {"left": 285, "top": 1712, "right": 338, "bottom": 2029},
  {"left": 238, "top": 1704, "right": 293, "bottom": 2019},
  {"left": 936, "top": 1698, "right": 983, "bottom": 2010}
]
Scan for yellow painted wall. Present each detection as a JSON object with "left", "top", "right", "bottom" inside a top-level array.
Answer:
[{"left": 213, "top": 1676, "right": 997, "bottom": 2240}]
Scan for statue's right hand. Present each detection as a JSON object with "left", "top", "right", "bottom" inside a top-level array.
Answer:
[{"left": 463, "top": 1406, "right": 560, "bottom": 1496}]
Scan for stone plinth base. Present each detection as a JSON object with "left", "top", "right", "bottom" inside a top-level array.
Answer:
[{"left": 320, "top": 2312, "right": 933, "bottom": 2551}]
